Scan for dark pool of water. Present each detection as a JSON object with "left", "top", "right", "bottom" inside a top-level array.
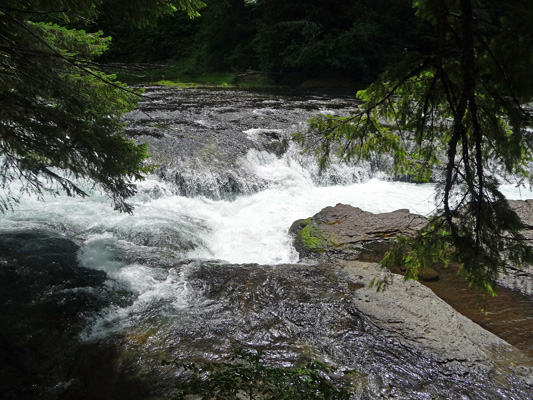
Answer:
[{"left": 394, "top": 262, "right": 533, "bottom": 358}]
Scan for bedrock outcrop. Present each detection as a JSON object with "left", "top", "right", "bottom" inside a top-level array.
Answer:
[
  {"left": 289, "top": 203, "right": 427, "bottom": 262},
  {"left": 500, "top": 200, "right": 533, "bottom": 295},
  {"left": 288, "top": 204, "right": 533, "bottom": 397},
  {"left": 338, "top": 259, "right": 533, "bottom": 384},
  {"left": 291, "top": 201, "right": 533, "bottom": 289}
]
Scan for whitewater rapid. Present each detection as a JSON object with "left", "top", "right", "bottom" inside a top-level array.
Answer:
[
  {"left": 1, "top": 144, "right": 529, "bottom": 268},
  {"left": 1, "top": 86, "right": 531, "bottom": 342},
  {"left": 0, "top": 151, "right": 436, "bottom": 265}
]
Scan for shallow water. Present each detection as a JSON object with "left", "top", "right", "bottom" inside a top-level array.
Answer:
[{"left": 419, "top": 262, "right": 533, "bottom": 358}]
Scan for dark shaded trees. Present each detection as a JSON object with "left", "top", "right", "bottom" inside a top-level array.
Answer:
[
  {"left": 252, "top": 0, "right": 417, "bottom": 81},
  {"left": 98, "top": 0, "right": 419, "bottom": 83},
  {"left": 297, "top": 0, "right": 533, "bottom": 293},
  {"left": 0, "top": 0, "right": 204, "bottom": 212},
  {"left": 187, "top": 0, "right": 256, "bottom": 71},
  {"left": 97, "top": 0, "right": 255, "bottom": 71}
]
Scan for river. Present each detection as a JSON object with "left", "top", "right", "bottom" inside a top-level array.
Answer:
[{"left": 0, "top": 86, "right": 532, "bottom": 399}]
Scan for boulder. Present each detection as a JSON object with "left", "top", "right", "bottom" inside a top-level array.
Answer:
[
  {"left": 339, "top": 259, "right": 533, "bottom": 384},
  {"left": 289, "top": 203, "right": 427, "bottom": 262},
  {"left": 290, "top": 201, "right": 533, "bottom": 288}
]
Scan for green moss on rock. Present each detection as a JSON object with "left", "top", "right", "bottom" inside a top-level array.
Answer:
[{"left": 296, "top": 219, "right": 325, "bottom": 253}]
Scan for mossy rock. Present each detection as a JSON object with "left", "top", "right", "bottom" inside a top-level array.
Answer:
[
  {"left": 289, "top": 204, "right": 428, "bottom": 262},
  {"left": 289, "top": 218, "right": 326, "bottom": 256}
]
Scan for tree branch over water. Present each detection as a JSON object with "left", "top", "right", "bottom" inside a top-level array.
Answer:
[
  {"left": 0, "top": 0, "right": 204, "bottom": 213},
  {"left": 296, "top": 0, "right": 533, "bottom": 294}
]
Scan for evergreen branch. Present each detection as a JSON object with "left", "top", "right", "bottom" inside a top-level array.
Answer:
[
  {"left": 470, "top": 95, "right": 484, "bottom": 248},
  {"left": 38, "top": 166, "right": 88, "bottom": 198},
  {"left": 4, "top": 12, "right": 141, "bottom": 99},
  {"left": 443, "top": 128, "right": 461, "bottom": 243},
  {"left": 418, "top": 73, "right": 438, "bottom": 143},
  {"left": 307, "top": 60, "right": 432, "bottom": 142}
]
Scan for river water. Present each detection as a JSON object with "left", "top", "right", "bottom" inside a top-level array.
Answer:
[{"left": 1, "top": 86, "right": 532, "bottom": 399}]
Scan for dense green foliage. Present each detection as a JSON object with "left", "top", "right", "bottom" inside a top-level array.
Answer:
[
  {"left": 251, "top": 0, "right": 416, "bottom": 81},
  {"left": 98, "top": 0, "right": 418, "bottom": 84},
  {"left": 297, "top": 0, "right": 533, "bottom": 293},
  {"left": 0, "top": 0, "right": 204, "bottom": 212},
  {"left": 163, "top": 348, "right": 354, "bottom": 399}
]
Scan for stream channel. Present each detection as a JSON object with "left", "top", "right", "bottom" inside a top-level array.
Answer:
[{"left": 1, "top": 86, "right": 532, "bottom": 399}]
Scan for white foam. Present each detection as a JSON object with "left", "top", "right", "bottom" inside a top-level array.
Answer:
[
  {"left": 252, "top": 108, "right": 277, "bottom": 116},
  {"left": 1, "top": 152, "right": 530, "bottom": 266},
  {"left": 243, "top": 128, "right": 284, "bottom": 140},
  {"left": 78, "top": 235, "right": 193, "bottom": 340}
]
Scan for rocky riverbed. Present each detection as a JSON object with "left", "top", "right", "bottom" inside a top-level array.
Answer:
[
  {"left": 2, "top": 86, "right": 533, "bottom": 399},
  {"left": 289, "top": 202, "right": 533, "bottom": 387},
  {"left": 2, "top": 206, "right": 533, "bottom": 399}
]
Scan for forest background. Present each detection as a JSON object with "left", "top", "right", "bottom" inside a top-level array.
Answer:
[{"left": 96, "top": 0, "right": 419, "bottom": 86}]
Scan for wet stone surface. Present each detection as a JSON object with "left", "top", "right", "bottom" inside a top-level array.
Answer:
[
  {"left": 499, "top": 200, "right": 533, "bottom": 295},
  {"left": 3, "top": 231, "right": 532, "bottom": 400},
  {"left": 290, "top": 203, "right": 428, "bottom": 262},
  {"left": 76, "top": 261, "right": 533, "bottom": 399},
  {"left": 0, "top": 231, "right": 107, "bottom": 399}
]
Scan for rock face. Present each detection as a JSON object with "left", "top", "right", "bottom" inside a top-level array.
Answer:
[
  {"left": 339, "top": 260, "right": 533, "bottom": 383},
  {"left": 289, "top": 203, "right": 427, "bottom": 262},
  {"left": 501, "top": 200, "right": 533, "bottom": 295},
  {"left": 0, "top": 231, "right": 119, "bottom": 400},
  {"left": 288, "top": 203, "right": 533, "bottom": 397},
  {"left": 2, "top": 224, "right": 533, "bottom": 399}
]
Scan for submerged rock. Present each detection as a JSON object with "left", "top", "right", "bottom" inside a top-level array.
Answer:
[
  {"left": 124, "top": 86, "right": 369, "bottom": 199},
  {"left": 0, "top": 231, "right": 112, "bottom": 400}
]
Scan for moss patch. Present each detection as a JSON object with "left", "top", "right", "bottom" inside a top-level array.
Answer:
[
  {"left": 106, "top": 63, "right": 275, "bottom": 89},
  {"left": 155, "top": 80, "right": 197, "bottom": 88},
  {"left": 297, "top": 219, "right": 325, "bottom": 253}
]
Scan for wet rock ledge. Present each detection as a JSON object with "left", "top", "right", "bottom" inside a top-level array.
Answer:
[
  {"left": 289, "top": 203, "right": 533, "bottom": 396},
  {"left": 291, "top": 201, "right": 533, "bottom": 291},
  {"left": 290, "top": 204, "right": 427, "bottom": 262},
  {"left": 289, "top": 204, "right": 441, "bottom": 281}
]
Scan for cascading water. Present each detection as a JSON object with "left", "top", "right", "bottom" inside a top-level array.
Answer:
[{"left": 1, "top": 86, "right": 532, "bottom": 399}]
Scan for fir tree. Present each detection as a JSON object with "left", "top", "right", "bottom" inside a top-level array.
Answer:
[
  {"left": 296, "top": 0, "right": 533, "bottom": 293},
  {"left": 0, "top": 0, "right": 204, "bottom": 213}
]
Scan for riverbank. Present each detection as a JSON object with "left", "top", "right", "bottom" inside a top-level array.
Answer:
[{"left": 103, "top": 63, "right": 363, "bottom": 90}]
